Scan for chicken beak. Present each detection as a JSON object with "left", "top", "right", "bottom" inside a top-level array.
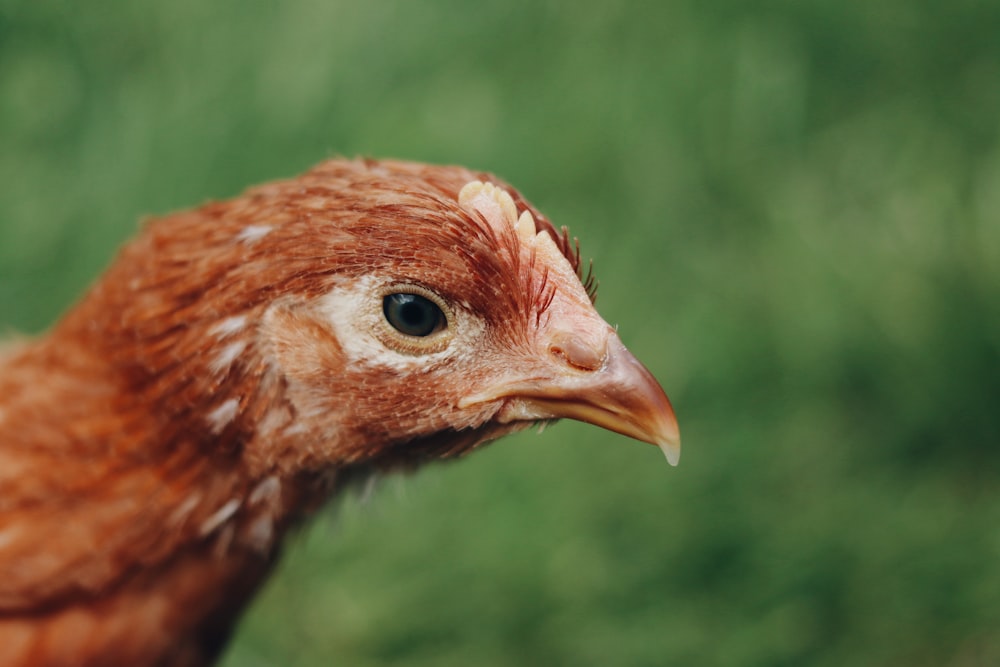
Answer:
[{"left": 461, "top": 333, "right": 681, "bottom": 465}]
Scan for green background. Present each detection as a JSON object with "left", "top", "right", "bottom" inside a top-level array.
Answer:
[{"left": 2, "top": 1, "right": 999, "bottom": 665}]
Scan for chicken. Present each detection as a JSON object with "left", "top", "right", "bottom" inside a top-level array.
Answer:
[{"left": 0, "top": 159, "right": 680, "bottom": 666}]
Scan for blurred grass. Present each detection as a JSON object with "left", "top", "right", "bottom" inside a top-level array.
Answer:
[{"left": 2, "top": 0, "right": 999, "bottom": 665}]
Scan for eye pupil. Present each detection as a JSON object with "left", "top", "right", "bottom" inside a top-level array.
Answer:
[{"left": 383, "top": 293, "right": 445, "bottom": 337}]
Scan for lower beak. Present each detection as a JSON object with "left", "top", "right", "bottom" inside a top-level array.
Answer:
[{"left": 460, "top": 333, "right": 681, "bottom": 465}]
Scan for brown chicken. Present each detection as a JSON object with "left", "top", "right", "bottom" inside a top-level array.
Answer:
[{"left": 0, "top": 159, "right": 680, "bottom": 666}]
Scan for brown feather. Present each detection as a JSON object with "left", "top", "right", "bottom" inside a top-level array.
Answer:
[{"left": 0, "top": 159, "right": 674, "bottom": 667}]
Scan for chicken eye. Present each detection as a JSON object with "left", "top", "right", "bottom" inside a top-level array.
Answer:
[{"left": 383, "top": 293, "right": 446, "bottom": 337}]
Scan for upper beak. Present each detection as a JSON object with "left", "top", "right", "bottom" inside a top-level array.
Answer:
[{"left": 460, "top": 333, "right": 681, "bottom": 465}]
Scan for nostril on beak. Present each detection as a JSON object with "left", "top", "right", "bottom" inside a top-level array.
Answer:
[{"left": 549, "top": 330, "right": 607, "bottom": 371}]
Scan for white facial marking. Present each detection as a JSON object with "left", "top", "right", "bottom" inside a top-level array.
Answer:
[
  {"left": 318, "top": 275, "right": 482, "bottom": 372},
  {"left": 210, "top": 315, "right": 247, "bottom": 338},
  {"left": 200, "top": 498, "right": 241, "bottom": 536},
  {"left": 210, "top": 340, "right": 248, "bottom": 374},
  {"left": 206, "top": 398, "right": 240, "bottom": 434},
  {"left": 236, "top": 225, "right": 273, "bottom": 243}
]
